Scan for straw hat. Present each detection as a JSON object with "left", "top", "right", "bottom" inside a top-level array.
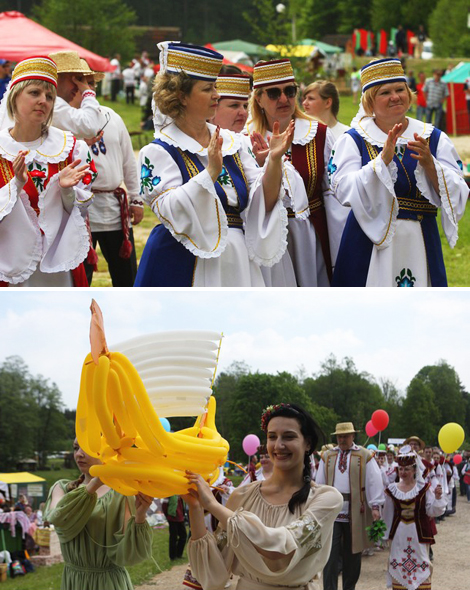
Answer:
[
  {"left": 79, "top": 58, "right": 105, "bottom": 83},
  {"left": 331, "top": 422, "right": 359, "bottom": 436},
  {"left": 403, "top": 435, "right": 425, "bottom": 451},
  {"left": 48, "top": 51, "right": 91, "bottom": 74}
]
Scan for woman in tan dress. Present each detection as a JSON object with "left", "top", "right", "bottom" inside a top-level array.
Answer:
[{"left": 185, "top": 403, "right": 342, "bottom": 590}]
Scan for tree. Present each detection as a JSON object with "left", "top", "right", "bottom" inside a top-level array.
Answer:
[
  {"left": 400, "top": 377, "right": 440, "bottom": 444},
  {"left": 243, "top": 0, "right": 292, "bottom": 47},
  {"left": 297, "top": 0, "right": 340, "bottom": 39},
  {"left": 414, "top": 361, "right": 466, "bottom": 428},
  {"left": 336, "top": 0, "right": 372, "bottom": 34},
  {"left": 33, "top": 0, "right": 137, "bottom": 61},
  {"left": 371, "top": 0, "right": 403, "bottom": 33},
  {"left": 429, "top": 0, "right": 470, "bottom": 57}
]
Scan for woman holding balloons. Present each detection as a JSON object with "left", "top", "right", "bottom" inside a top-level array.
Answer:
[
  {"left": 44, "top": 438, "right": 153, "bottom": 590},
  {"left": 184, "top": 403, "right": 343, "bottom": 590}
]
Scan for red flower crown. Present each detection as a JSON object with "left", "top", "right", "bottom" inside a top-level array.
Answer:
[{"left": 260, "top": 403, "right": 292, "bottom": 432}]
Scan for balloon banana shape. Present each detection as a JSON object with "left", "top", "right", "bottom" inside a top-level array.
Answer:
[{"left": 75, "top": 326, "right": 229, "bottom": 497}]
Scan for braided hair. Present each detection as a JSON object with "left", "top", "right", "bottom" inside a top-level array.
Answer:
[{"left": 261, "top": 403, "right": 324, "bottom": 513}]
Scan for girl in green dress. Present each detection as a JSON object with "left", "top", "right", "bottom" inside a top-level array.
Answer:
[{"left": 44, "top": 439, "right": 153, "bottom": 590}]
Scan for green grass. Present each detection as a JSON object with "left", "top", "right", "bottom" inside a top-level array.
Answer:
[{"left": 1, "top": 527, "right": 186, "bottom": 589}]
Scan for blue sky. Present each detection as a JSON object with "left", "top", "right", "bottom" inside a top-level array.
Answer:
[{"left": 1, "top": 289, "right": 469, "bottom": 409}]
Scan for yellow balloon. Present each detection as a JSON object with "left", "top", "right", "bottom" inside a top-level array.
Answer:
[
  {"left": 75, "top": 341, "right": 229, "bottom": 497},
  {"left": 438, "top": 422, "right": 465, "bottom": 454}
]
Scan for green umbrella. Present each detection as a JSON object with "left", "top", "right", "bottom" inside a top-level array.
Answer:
[
  {"left": 298, "top": 38, "right": 343, "bottom": 54},
  {"left": 442, "top": 62, "right": 470, "bottom": 83},
  {"left": 212, "top": 39, "right": 276, "bottom": 58}
]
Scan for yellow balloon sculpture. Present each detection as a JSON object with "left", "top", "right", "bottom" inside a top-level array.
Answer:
[{"left": 75, "top": 300, "right": 229, "bottom": 497}]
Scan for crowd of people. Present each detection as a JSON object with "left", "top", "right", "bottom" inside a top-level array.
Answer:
[
  {"left": 0, "top": 44, "right": 467, "bottom": 287},
  {"left": 2, "top": 405, "right": 463, "bottom": 590}
]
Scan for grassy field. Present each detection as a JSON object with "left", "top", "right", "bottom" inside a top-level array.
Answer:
[{"left": 91, "top": 61, "right": 470, "bottom": 288}]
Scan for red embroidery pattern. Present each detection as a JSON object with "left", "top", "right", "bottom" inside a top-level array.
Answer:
[
  {"left": 390, "top": 537, "right": 429, "bottom": 587},
  {"left": 338, "top": 450, "right": 349, "bottom": 474}
]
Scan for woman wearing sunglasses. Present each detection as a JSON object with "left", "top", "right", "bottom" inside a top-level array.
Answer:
[
  {"left": 134, "top": 43, "right": 293, "bottom": 287},
  {"left": 247, "top": 59, "right": 339, "bottom": 286}
]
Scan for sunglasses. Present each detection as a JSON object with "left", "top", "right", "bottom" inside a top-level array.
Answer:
[{"left": 264, "top": 85, "right": 298, "bottom": 101}]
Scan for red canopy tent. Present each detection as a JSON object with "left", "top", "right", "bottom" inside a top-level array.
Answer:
[{"left": 0, "top": 11, "right": 112, "bottom": 72}]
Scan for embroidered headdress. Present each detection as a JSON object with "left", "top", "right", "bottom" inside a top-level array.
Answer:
[
  {"left": 253, "top": 59, "right": 295, "bottom": 89},
  {"left": 360, "top": 58, "right": 406, "bottom": 94},
  {"left": 397, "top": 445, "right": 417, "bottom": 467},
  {"left": 10, "top": 56, "right": 57, "bottom": 89},
  {"left": 216, "top": 74, "right": 251, "bottom": 100},
  {"left": 157, "top": 42, "right": 223, "bottom": 81}
]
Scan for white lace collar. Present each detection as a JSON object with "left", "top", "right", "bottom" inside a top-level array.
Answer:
[
  {"left": 0, "top": 126, "right": 75, "bottom": 164},
  {"left": 387, "top": 479, "right": 426, "bottom": 500},
  {"left": 154, "top": 121, "right": 240, "bottom": 157},
  {"left": 351, "top": 114, "right": 434, "bottom": 148},
  {"left": 245, "top": 116, "right": 318, "bottom": 146}
]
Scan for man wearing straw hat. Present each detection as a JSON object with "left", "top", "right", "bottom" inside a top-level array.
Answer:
[
  {"left": 49, "top": 50, "right": 105, "bottom": 138},
  {"left": 316, "top": 422, "right": 384, "bottom": 590},
  {"left": 68, "top": 59, "right": 143, "bottom": 287}
]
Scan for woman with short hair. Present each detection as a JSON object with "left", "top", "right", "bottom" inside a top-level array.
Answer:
[
  {"left": 134, "top": 43, "right": 293, "bottom": 287},
  {"left": 329, "top": 58, "right": 468, "bottom": 287},
  {"left": 0, "top": 56, "right": 95, "bottom": 287}
]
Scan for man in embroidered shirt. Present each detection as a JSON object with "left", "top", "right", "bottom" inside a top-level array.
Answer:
[
  {"left": 69, "top": 65, "right": 144, "bottom": 286},
  {"left": 315, "top": 422, "right": 384, "bottom": 590},
  {"left": 49, "top": 50, "right": 106, "bottom": 139}
]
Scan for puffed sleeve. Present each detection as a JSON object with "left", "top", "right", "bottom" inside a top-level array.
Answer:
[
  {"left": 189, "top": 485, "right": 342, "bottom": 590},
  {"left": 239, "top": 146, "right": 289, "bottom": 267},
  {"left": 365, "top": 455, "right": 386, "bottom": 507},
  {"left": 329, "top": 132, "right": 399, "bottom": 249},
  {"left": 44, "top": 483, "right": 98, "bottom": 543},
  {"left": 139, "top": 143, "right": 228, "bottom": 259},
  {"left": 414, "top": 131, "right": 468, "bottom": 248},
  {"left": 382, "top": 491, "right": 394, "bottom": 541},
  {"left": 323, "top": 128, "right": 349, "bottom": 267},
  {"left": 107, "top": 516, "right": 153, "bottom": 566},
  {"left": 425, "top": 487, "right": 447, "bottom": 518}
]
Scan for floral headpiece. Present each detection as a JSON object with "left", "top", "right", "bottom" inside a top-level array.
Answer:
[{"left": 260, "top": 403, "right": 292, "bottom": 432}]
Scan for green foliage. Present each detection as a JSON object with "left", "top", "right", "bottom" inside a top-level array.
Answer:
[
  {"left": 242, "top": 0, "right": 292, "bottom": 46},
  {"left": 0, "top": 356, "right": 68, "bottom": 471},
  {"left": 336, "top": 0, "right": 372, "bottom": 34},
  {"left": 366, "top": 518, "right": 387, "bottom": 542},
  {"left": 298, "top": 0, "right": 340, "bottom": 39},
  {"left": 400, "top": 377, "right": 440, "bottom": 443},
  {"left": 429, "top": 0, "right": 470, "bottom": 57},
  {"left": 32, "top": 0, "right": 137, "bottom": 61}
]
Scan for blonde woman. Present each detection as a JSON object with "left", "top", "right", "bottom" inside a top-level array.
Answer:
[
  {"left": 302, "top": 80, "right": 350, "bottom": 141},
  {"left": 329, "top": 58, "right": 468, "bottom": 287},
  {"left": 247, "top": 59, "right": 339, "bottom": 286},
  {"left": 0, "top": 56, "right": 95, "bottom": 287}
]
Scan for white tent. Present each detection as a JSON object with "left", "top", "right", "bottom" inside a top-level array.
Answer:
[{"left": 0, "top": 481, "right": 9, "bottom": 500}]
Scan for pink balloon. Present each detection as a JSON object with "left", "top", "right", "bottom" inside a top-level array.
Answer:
[
  {"left": 453, "top": 454, "right": 462, "bottom": 465},
  {"left": 371, "top": 409, "right": 389, "bottom": 432},
  {"left": 365, "top": 420, "right": 378, "bottom": 438},
  {"left": 242, "top": 434, "right": 261, "bottom": 456}
]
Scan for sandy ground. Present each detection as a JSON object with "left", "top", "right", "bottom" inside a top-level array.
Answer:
[{"left": 136, "top": 494, "right": 469, "bottom": 590}]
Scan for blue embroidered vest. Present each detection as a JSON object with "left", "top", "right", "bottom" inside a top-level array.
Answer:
[{"left": 134, "top": 139, "right": 250, "bottom": 287}]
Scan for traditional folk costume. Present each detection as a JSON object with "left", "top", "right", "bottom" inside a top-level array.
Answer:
[
  {"left": 0, "top": 57, "right": 95, "bottom": 287},
  {"left": 49, "top": 51, "right": 106, "bottom": 139},
  {"left": 246, "top": 59, "right": 342, "bottom": 287},
  {"left": 315, "top": 422, "right": 385, "bottom": 590},
  {"left": 188, "top": 480, "right": 343, "bottom": 590},
  {"left": 383, "top": 449, "right": 446, "bottom": 590},
  {"left": 134, "top": 43, "right": 288, "bottom": 287},
  {"left": 330, "top": 58, "right": 468, "bottom": 287}
]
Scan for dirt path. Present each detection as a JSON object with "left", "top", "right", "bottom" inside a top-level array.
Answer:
[{"left": 136, "top": 495, "right": 469, "bottom": 590}]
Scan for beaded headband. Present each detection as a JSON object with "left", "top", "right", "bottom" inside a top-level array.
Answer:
[
  {"left": 360, "top": 58, "right": 406, "bottom": 94},
  {"left": 11, "top": 56, "right": 58, "bottom": 89},
  {"left": 158, "top": 41, "right": 223, "bottom": 82},
  {"left": 253, "top": 59, "right": 295, "bottom": 89},
  {"left": 216, "top": 74, "right": 251, "bottom": 99}
]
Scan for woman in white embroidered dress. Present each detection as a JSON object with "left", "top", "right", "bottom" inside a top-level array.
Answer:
[
  {"left": 247, "top": 59, "right": 341, "bottom": 286},
  {"left": 0, "top": 56, "right": 94, "bottom": 287},
  {"left": 329, "top": 58, "right": 468, "bottom": 287},
  {"left": 383, "top": 447, "right": 446, "bottom": 590},
  {"left": 184, "top": 403, "right": 343, "bottom": 590},
  {"left": 134, "top": 42, "right": 292, "bottom": 287}
]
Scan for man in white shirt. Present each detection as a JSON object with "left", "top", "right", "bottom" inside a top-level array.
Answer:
[
  {"left": 316, "top": 422, "right": 385, "bottom": 590},
  {"left": 110, "top": 53, "right": 121, "bottom": 102},
  {"left": 49, "top": 50, "right": 106, "bottom": 139}
]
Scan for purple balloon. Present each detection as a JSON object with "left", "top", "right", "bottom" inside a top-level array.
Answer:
[{"left": 242, "top": 434, "right": 261, "bottom": 456}]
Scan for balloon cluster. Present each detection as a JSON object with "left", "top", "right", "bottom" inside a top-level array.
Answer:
[
  {"left": 76, "top": 326, "right": 229, "bottom": 497},
  {"left": 365, "top": 409, "right": 389, "bottom": 438}
]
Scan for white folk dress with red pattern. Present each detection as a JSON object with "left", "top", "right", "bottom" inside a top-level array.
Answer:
[
  {"left": 383, "top": 481, "right": 446, "bottom": 590},
  {"left": 0, "top": 126, "right": 96, "bottom": 286}
]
